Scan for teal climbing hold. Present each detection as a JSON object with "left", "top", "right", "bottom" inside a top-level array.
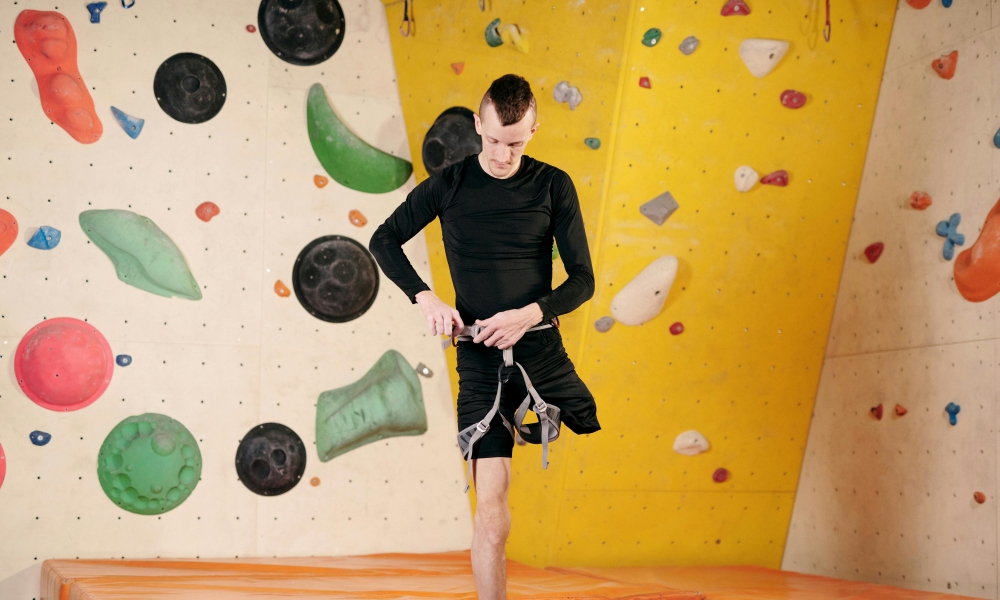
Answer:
[
  {"left": 111, "top": 107, "right": 144, "bottom": 139},
  {"left": 993, "top": 127, "right": 1000, "bottom": 149},
  {"left": 27, "top": 226, "right": 61, "bottom": 250},
  {"left": 485, "top": 18, "right": 503, "bottom": 47},
  {"left": 641, "top": 28, "right": 662, "bottom": 47},
  {"left": 935, "top": 213, "right": 965, "bottom": 260},
  {"left": 584, "top": 138, "right": 601, "bottom": 150}
]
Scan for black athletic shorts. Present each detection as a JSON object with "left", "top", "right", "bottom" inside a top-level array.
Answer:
[{"left": 456, "top": 326, "right": 600, "bottom": 460}]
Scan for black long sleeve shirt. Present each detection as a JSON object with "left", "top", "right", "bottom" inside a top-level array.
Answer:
[{"left": 369, "top": 154, "right": 595, "bottom": 325}]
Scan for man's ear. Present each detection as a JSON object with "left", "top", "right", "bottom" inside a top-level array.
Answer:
[
  {"left": 530, "top": 121, "right": 540, "bottom": 135},
  {"left": 474, "top": 113, "right": 482, "bottom": 135}
]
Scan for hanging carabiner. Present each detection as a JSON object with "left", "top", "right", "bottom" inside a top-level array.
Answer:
[
  {"left": 822, "top": 0, "right": 831, "bottom": 42},
  {"left": 399, "top": 0, "right": 411, "bottom": 37}
]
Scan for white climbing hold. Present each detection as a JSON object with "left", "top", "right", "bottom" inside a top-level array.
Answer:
[
  {"left": 554, "top": 81, "right": 583, "bottom": 110},
  {"left": 610, "top": 255, "right": 678, "bottom": 326},
  {"left": 673, "top": 430, "right": 710, "bottom": 456},
  {"left": 734, "top": 166, "right": 758, "bottom": 192},
  {"left": 738, "top": 38, "right": 790, "bottom": 78}
]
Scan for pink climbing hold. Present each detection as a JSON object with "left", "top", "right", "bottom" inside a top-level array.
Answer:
[
  {"left": 871, "top": 403, "right": 884, "bottom": 420},
  {"left": 713, "top": 468, "right": 730, "bottom": 483},
  {"left": 0, "top": 208, "right": 18, "bottom": 258},
  {"left": 760, "top": 170, "right": 788, "bottom": 186},
  {"left": 780, "top": 90, "right": 806, "bottom": 109},
  {"left": 639, "top": 77, "right": 651, "bottom": 89},
  {"left": 721, "top": 0, "right": 750, "bottom": 16},
  {"left": 669, "top": 322, "right": 684, "bottom": 335},
  {"left": 195, "top": 202, "right": 220, "bottom": 222},
  {"left": 910, "top": 191, "right": 932, "bottom": 210},
  {"left": 0, "top": 443, "right": 5, "bottom": 490},
  {"left": 864, "top": 242, "right": 884, "bottom": 263}
]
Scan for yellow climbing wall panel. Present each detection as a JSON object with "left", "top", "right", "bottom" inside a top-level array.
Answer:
[{"left": 385, "top": 0, "right": 896, "bottom": 567}]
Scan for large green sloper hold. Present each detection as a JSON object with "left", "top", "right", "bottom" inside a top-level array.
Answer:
[
  {"left": 316, "top": 349, "right": 427, "bottom": 462},
  {"left": 79, "top": 209, "right": 202, "bottom": 300},
  {"left": 307, "top": 83, "right": 412, "bottom": 194}
]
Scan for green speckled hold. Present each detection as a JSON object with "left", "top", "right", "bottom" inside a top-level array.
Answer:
[
  {"left": 307, "top": 84, "right": 412, "bottom": 194},
  {"left": 316, "top": 350, "right": 426, "bottom": 462},
  {"left": 97, "top": 413, "right": 202, "bottom": 515},
  {"left": 79, "top": 209, "right": 201, "bottom": 300},
  {"left": 584, "top": 137, "right": 601, "bottom": 150},
  {"left": 641, "top": 28, "right": 662, "bottom": 47},
  {"left": 485, "top": 18, "right": 503, "bottom": 47}
]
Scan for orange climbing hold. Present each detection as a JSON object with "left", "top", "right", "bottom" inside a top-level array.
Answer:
[
  {"left": 910, "top": 191, "right": 932, "bottom": 210},
  {"left": 0, "top": 209, "right": 18, "bottom": 258},
  {"left": 314, "top": 175, "right": 329, "bottom": 188},
  {"left": 349, "top": 210, "right": 368, "bottom": 227},
  {"left": 975, "top": 491, "right": 987, "bottom": 504},
  {"left": 310, "top": 477, "right": 321, "bottom": 486},
  {"left": 932, "top": 51, "right": 958, "bottom": 80},
  {"left": 906, "top": 0, "right": 932, "bottom": 8},
  {"left": 451, "top": 62, "right": 465, "bottom": 75},
  {"left": 195, "top": 202, "right": 220, "bottom": 222},
  {"left": 274, "top": 280, "right": 291, "bottom": 297},
  {"left": 894, "top": 404, "right": 908, "bottom": 416},
  {"left": 955, "top": 197, "right": 1000, "bottom": 302},
  {"left": 14, "top": 10, "right": 103, "bottom": 144}
]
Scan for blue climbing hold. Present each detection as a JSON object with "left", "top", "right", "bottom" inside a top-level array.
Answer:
[
  {"left": 29, "top": 430, "right": 52, "bottom": 446},
  {"left": 116, "top": 354, "right": 132, "bottom": 367},
  {"left": 86, "top": 2, "right": 107, "bottom": 23},
  {"left": 27, "top": 226, "right": 61, "bottom": 250},
  {"left": 584, "top": 138, "right": 601, "bottom": 150},
  {"left": 935, "top": 213, "right": 965, "bottom": 260},
  {"left": 946, "top": 402, "right": 960, "bottom": 425},
  {"left": 121, "top": 0, "right": 135, "bottom": 7},
  {"left": 111, "top": 107, "right": 144, "bottom": 139},
  {"left": 993, "top": 127, "right": 1000, "bottom": 149},
  {"left": 942, "top": 0, "right": 953, "bottom": 6}
]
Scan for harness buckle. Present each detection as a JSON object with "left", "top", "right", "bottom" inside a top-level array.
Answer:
[
  {"left": 476, "top": 422, "right": 490, "bottom": 433},
  {"left": 534, "top": 400, "right": 548, "bottom": 414}
]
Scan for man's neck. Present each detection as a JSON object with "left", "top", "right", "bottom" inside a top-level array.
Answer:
[{"left": 478, "top": 152, "right": 522, "bottom": 180}]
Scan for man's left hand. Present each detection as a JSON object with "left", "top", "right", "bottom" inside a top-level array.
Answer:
[{"left": 473, "top": 303, "right": 544, "bottom": 350}]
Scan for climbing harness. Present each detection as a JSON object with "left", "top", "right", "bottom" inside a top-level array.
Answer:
[{"left": 454, "top": 321, "right": 562, "bottom": 493}]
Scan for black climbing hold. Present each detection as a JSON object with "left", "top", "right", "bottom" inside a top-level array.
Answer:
[
  {"left": 257, "top": 0, "right": 346, "bottom": 66},
  {"left": 235, "top": 423, "right": 306, "bottom": 496},
  {"left": 153, "top": 53, "right": 227, "bottom": 124},
  {"left": 293, "top": 235, "right": 379, "bottom": 323},
  {"left": 422, "top": 107, "right": 482, "bottom": 177}
]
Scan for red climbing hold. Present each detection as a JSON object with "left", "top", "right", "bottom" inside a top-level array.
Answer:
[
  {"left": 761, "top": 170, "right": 788, "bottom": 186},
  {"left": 894, "top": 404, "right": 908, "bottom": 416},
  {"left": 906, "top": 0, "right": 932, "bottom": 8},
  {"left": 932, "top": 51, "right": 958, "bottom": 80},
  {"left": 975, "top": 491, "right": 987, "bottom": 504},
  {"left": 639, "top": 77, "right": 651, "bottom": 89},
  {"left": 713, "top": 468, "right": 730, "bottom": 483},
  {"left": 195, "top": 202, "right": 220, "bottom": 222},
  {"left": 669, "top": 322, "right": 684, "bottom": 335},
  {"left": 871, "top": 404, "right": 884, "bottom": 420},
  {"left": 0, "top": 209, "right": 18, "bottom": 258},
  {"left": 780, "top": 90, "right": 806, "bottom": 109},
  {"left": 451, "top": 62, "right": 465, "bottom": 75},
  {"left": 246, "top": 24, "right": 257, "bottom": 33},
  {"left": 864, "top": 242, "right": 884, "bottom": 264},
  {"left": 721, "top": 0, "right": 750, "bottom": 16},
  {"left": 910, "top": 191, "right": 932, "bottom": 210}
]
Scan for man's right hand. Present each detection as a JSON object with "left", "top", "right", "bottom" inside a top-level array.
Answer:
[{"left": 415, "top": 290, "right": 465, "bottom": 337}]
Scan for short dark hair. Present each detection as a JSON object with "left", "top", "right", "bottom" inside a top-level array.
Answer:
[{"left": 480, "top": 74, "right": 536, "bottom": 126}]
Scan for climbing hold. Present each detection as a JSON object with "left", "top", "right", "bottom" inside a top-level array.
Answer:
[
  {"left": 195, "top": 202, "right": 220, "bottom": 222},
  {"left": 349, "top": 209, "right": 367, "bottom": 227},
  {"left": 641, "top": 28, "right": 662, "bottom": 47},
  {"left": 679, "top": 36, "right": 699, "bottom": 55},
  {"left": 584, "top": 138, "right": 601, "bottom": 150},
  {"left": 0, "top": 209, "right": 17, "bottom": 258},
  {"left": 121, "top": 0, "right": 134, "bottom": 8},
  {"left": 451, "top": 62, "right": 464, "bottom": 75},
  {"left": 871, "top": 404, "right": 883, "bottom": 420},
  {"left": 116, "top": 354, "right": 132, "bottom": 367},
  {"left": 80, "top": 209, "right": 202, "bottom": 300},
  {"left": 975, "top": 491, "right": 986, "bottom": 504},
  {"left": 500, "top": 24, "right": 529, "bottom": 54},
  {"left": 0, "top": 444, "right": 5, "bottom": 490},
  {"left": 258, "top": 0, "right": 346, "bottom": 66},
  {"left": 310, "top": 476, "right": 320, "bottom": 486},
  {"left": 610, "top": 255, "right": 678, "bottom": 326},
  {"left": 932, "top": 51, "right": 958, "bottom": 80},
  {"left": 780, "top": 90, "right": 806, "bottom": 109},
  {"left": 942, "top": 0, "right": 953, "bottom": 7},
  {"left": 670, "top": 322, "right": 684, "bottom": 335},
  {"left": 15, "top": 11, "right": 103, "bottom": 144},
  {"left": 154, "top": 53, "right": 227, "bottom": 124},
  {"left": 894, "top": 404, "right": 908, "bottom": 416},
  {"left": 553, "top": 81, "right": 583, "bottom": 110},
  {"left": 308, "top": 84, "right": 412, "bottom": 193},
  {"left": 293, "top": 235, "right": 379, "bottom": 323},
  {"left": 955, "top": 198, "right": 1000, "bottom": 301},
  {"left": 27, "top": 226, "right": 61, "bottom": 250},
  {"left": 639, "top": 191, "right": 680, "bottom": 226},
  {"left": 30, "top": 430, "right": 52, "bottom": 446},
  {"left": 734, "top": 166, "right": 758, "bottom": 192},
  {"left": 422, "top": 107, "right": 481, "bottom": 177},
  {"left": 713, "top": 468, "right": 730, "bottom": 483},
  {"left": 739, "top": 39, "right": 789, "bottom": 78},
  {"left": 594, "top": 316, "right": 615, "bottom": 332},
  {"left": 485, "top": 18, "right": 503, "bottom": 47},
  {"left": 639, "top": 76, "right": 651, "bottom": 89},
  {"left": 946, "top": 402, "right": 960, "bottom": 425},
  {"left": 236, "top": 422, "right": 306, "bottom": 496},
  {"left": 415, "top": 362, "right": 433, "bottom": 378},
  {"left": 110, "top": 106, "right": 144, "bottom": 139},
  {"left": 673, "top": 430, "right": 709, "bottom": 456},
  {"left": 16, "top": 317, "right": 114, "bottom": 412},
  {"left": 760, "top": 170, "right": 788, "bottom": 186},
  {"left": 274, "top": 280, "right": 291, "bottom": 297},
  {"left": 864, "top": 242, "right": 884, "bottom": 263},
  {"left": 98, "top": 413, "right": 202, "bottom": 514},
  {"left": 316, "top": 349, "right": 427, "bottom": 462},
  {"left": 935, "top": 213, "right": 965, "bottom": 260},
  {"left": 721, "top": 0, "right": 750, "bottom": 15},
  {"left": 314, "top": 175, "right": 329, "bottom": 188},
  {"left": 246, "top": 24, "right": 256, "bottom": 33},
  {"left": 906, "top": 0, "right": 931, "bottom": 7},
  {"left": 994, "top": 127, "right": 1000, "bottom": 149},
  {"left": 910, "top": 191, "right": 932, "bottom": 210},
  {"left": 86, "top": 2, "right": 107, "bottom": 23}
]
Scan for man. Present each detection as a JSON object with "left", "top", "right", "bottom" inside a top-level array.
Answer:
[{"left": 369, "top": 74, "right": 600, "bottom": 599}]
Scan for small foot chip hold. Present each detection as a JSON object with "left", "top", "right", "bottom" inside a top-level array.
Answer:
[
  {"left": 195, "top": 202, "right": 220, "bottom": 222},
  {"left": 451, "top": 62, "right": 465, "bottom": 75},
  {"left": 110, "top": 106, "right": 144, "bottom": 139},
  {"left": 639, "top": 191, "right": 680, "bottom": 226},
  {"left": 760, "top": 170, "right": 788, "bottom": 186},
  {"left": 721, "top": 0, "right": 750, "bottom": 15},
  {"left": 246, "top": 24, "right": 257, "bottom": 32},
  {"left": 639, "top": 76, "right": 651, "bottom": 88},
  {"left": 679, "top": 36, "right": 699, "bottom": 55},
  {"left": 485, "top": 18, "right": 503, "bottom": 47},
  {"left": 894, "top": 404, "right": 908, "bottom": 416},
  {"left": 415, "top": 362, "right": 433, "bottom": 378},
  {"left": 673, "top": 430, "right": 709, "bottom": 456},
  {"left": 974, "top": 491, "right": 986, "bottom": 504},
  {"left": 670, "top": 322, "right": 684, "bottom": 335},
  {"left": 594, "top": 316, "right": 615, "bottom": 332},
  {"left": 553, "top": 81, "right": 583, "bottom": 110},
  {"left": 314, "top": 175, "right": 328, "bottom": 188},
  {"left": 0, "top": 209, "right": 18, "bottom": 258},
  {"left": 906, "top": 0, "right": 931, "bottom": 7},
  {"left": 29, "top": 430, "right": 52, "bottom": 446},
  {"left": 780, "top": 89, "right": 806, "bottom": 109},
  {"left": 739, "top": 39, "right": 789, "bottom": 78},
  {"left": 864, "top": 242, "right": 884, "bottom": 263},
  {"left": 942, "top": 0, "right": 953, "bottom": 7},
  {"left": 910, "top": 191, "right": 932, "bottom": 210},
  {"left": 349, "top": 209, "right": 367, "bottom": 227},
  {"left": 871, "top": 404, "right": 883, "bottom": 420},
  {"left": 936, "top": 213, "right": 965, "bottom": 260},
  {"left": 946, "top": 402, "right": 960, "bottom": 425},
  {"left": 734, "top": 166, "right": 758, "bottom": 192},
  {"left": 713, "top": 468, "right": 730, "bottom": 483},
  {"left": 27, "top": 226, "right": 61, "bottom": 250},
  {"left": 641, "top": 28, "right": 662, "bottom": 47},
  {"left": 86, "top": 2, "right": 106, "bottom": 23},
  {"left": 274, "top": 280, "right": 291, "bottom": 297},
  {"left": 310, "top": 476, "right": 320, "bottom": 486},
  {"left": 116, "top": 354, "right": 132, "bottom": 367},
  {"left": 584, "top": 137, "right": 601, "bottom": 149},
  {"left": 932, "top": 51, "right": 958, "bottom": 80}
]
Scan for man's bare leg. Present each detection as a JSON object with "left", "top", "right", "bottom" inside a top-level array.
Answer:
[{"left": 471, "top": 457, "right": 512, "bottom": 600}]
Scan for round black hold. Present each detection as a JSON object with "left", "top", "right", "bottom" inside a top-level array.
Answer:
[
  {"left": 153, "top": 53, "right": 227, "bottom": 124},
  {"left": 293, "top": 235, "right": 379, "bottom": 323},
  {"left": 422, "top": 107, "right": 482, "bottom": 177},
  {"left": 257, "top": 0, "right": 346, "bottom": 66},
  {"left": 235, "top": 423, "right": 306, "bottom": 496}
]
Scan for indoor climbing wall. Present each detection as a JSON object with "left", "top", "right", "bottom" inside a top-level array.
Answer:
[
  {"left": 0, "top": 0, "right": 471, "bottom": 597},
  {"left": 385, "top": 0, "right": 896, "bottom": 568},
  {"left": 785, "top": 1, "right": 1000, "bottom": 597}
]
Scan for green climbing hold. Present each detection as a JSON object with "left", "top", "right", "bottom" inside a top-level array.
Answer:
[
  {"left": 316, "top": 349, "right": 427, "bottom": 462},
  {"left": 307, "top": 84, "right": 412, "bottom": 194},
  {"left": 97, "top": 413, "right": 202, "bottom": 515},
  {"left": 642, "top": 28, "right": 662, "bottom": 47},
  {"left": 79, "top": 209, "right": 202, "bottom": 300},
  {"left": 584, "top": 137, "right": 601, "bottom": 150},
  {"left": 485, "top": 18, "right": 503, "bottom": 47}
]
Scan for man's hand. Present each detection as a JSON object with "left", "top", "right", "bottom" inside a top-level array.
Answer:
[
  {"left": 473, "top": 303, "right": 544, "bottom": 350},
  {"left": 415, "top": 290, "right": 464, "bottom": 336}
]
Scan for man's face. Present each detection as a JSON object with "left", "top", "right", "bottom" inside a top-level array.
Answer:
[{"left": 474, "top": 102, "right": 538, "bottom": 178}]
